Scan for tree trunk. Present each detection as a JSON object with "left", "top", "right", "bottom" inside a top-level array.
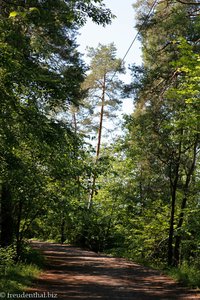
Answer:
[
  {"left": 168, "top": 184, "right": 177, "bottom": 266},
  {"left": 173, "top": 136, "right": 198, "bottom": 266},
  {"left": 88, "top": 74, "right": 106, "bottom": 209},
  {"left": 61, "top": 216, "right": 65, "bottom": 244},
  {"left": 88, "top": 174, "right": 96, "bottom": 209},
  {"left": 0, "top": 183, "right": 14, "bottom": 247},
  {"left": 96, "top": 75, "right": 106, "bottom": 159},
  {"left": 173, "top": 195, "right": 187, "bottom": 266},
  {"left": 16, "top": 199, "right": 23, "bottom": 260},
  {"left": 167, "top": 130, "right": 183, "bottom": 266}
]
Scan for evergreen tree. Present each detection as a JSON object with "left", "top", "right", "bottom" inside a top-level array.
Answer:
[
  {"left": 0, "top": 0, "right": 113, "bottom": 251},
  {"left": 124, "top": 0, "right": 200, "bottom": 266},
  {"left": 80, "top": 43, "right": 124, "bottom": 208}
]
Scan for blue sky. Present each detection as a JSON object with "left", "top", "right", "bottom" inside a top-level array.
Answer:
[
  {"left": 77, "top": 0, "right": 142, "bottom": 117},
  {"left": 77, "top": 0, "right": 142, "bottom": 77}
]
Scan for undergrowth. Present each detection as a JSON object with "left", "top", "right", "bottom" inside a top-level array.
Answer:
[
  {"left": 0, "top": 264, "right": 40, "bottom": 294},
  {"left": 0, "top": 243, "right": 43, "bottom": 294},
  {"left": 167, "top": 263, "right": 200, "bottom": 289},
  {"left": 105, "top": 248, "right": 200, "bottom": 289}
]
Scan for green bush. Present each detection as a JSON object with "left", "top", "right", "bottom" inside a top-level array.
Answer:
[
  {"left": 168, "top": 262, "right": 200, "bottom": 288},
  {"left": 0, "top": 243, "right": 42, "bottom": 294},
  {"left": 0, "top": 245, "right": 16, "bottom": 274},
  {"left": 19, "top": 243, "right": 44, "bottom": 267}
]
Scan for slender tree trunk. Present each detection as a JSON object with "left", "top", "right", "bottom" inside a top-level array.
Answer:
[
  {"left": 16, "top": 199, "right": 23, "bottom": 260},
  {"left": 168, "top": 163, "right": 179, "bottom": 266},
  {"left": 168, "top": 182, "right": 178, "bottom": 266},
  {"left": 96, "top": 76, "right": 106, "bottom": 159},
  {"left": 173, "top": 136, "right": 198, "bottom": 266},
  {"left": 168, "top": 136, "right": 182, "bottom": 266},
  {"left": 88, "top": 74, "right": 106, "bottom": 209},
  {"left": 61, "top": 217, "right": 65, "bottom": 244},
  {"left": 88, "top": 174, "right": 96, "bottom": 209},
  {"left": 0, "top": 183, "right": 14, "bottom": 247},
  {"left": 72, "top": 109, "right": 82, "bottom": 201},
  {"left": 173, "top": 195, "right": 186, "bottom": 266}
]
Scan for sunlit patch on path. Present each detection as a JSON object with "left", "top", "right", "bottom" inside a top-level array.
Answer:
[{"left": 27, "top": 242, "right": 200, "bottom": 300}]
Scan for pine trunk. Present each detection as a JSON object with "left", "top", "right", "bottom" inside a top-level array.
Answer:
[{"left": 88, "top": 74, "right": 106, "bottom": 209}]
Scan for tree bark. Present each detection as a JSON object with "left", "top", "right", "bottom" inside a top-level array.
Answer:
[
  {"left": 61, "top": 217, "right": 65, "bottom": 244},
  {"left": 16, "top": 198, "right": 23, "bottom": 260},
  {"left": 168, "top": 182, "right": 178, "bottom": 266},
  {"left": 168, "top": 137, "right": 182, "bottom": 266},
  {"left": 173, "top": 136, "right": 198, "bottom": 266},
  {"left": 88, "top": 74, "right": 106, "bottom": 209},
  {"left": 166, "top": 60, "right": 181, "bottom": 266},
  {"left": 96, "top": 75, "right": 106, "bottom": 159},
  {"left": 0, "top": 183, "right": 14, "bottom": 247}
]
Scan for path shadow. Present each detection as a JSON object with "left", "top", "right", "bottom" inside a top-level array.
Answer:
[{"left": 28, "top": 242, "right": 199, "bottom": 300}]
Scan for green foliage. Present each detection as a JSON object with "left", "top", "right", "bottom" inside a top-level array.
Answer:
[
  {"left": 121, "top": 0, "right": 200, "bottom": 268},
  {"left": 0, "top": 244, "right": 41, "bottom": 293},
  {"left": 1, "top": 0, "right": 199, "bottom": 289},
  {"left": 0, "top": 263, "right": 40, "bottom": 294},
  {"left": 18, "top": 243, "right": 44, "bottom": 267},
  {"left": 0, "top": 0, "right": 114, "bottom": 253},
  {"left": 66, "top": 203, "right": 124, "bottom": 253},
  {"left": 168, "top": 263, "right": 200, "bottom": 288},
  {"left": 76, "top": 43, "right": 124, "bottom": 139},
  {"left": 0, "top": 246, "right": 16, "bottom": 274}
]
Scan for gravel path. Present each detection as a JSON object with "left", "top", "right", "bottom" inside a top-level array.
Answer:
[{"left": 27, "top": 241, "right": 200, "bottom": 300}]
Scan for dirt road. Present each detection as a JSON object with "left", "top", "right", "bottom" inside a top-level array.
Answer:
[{"left": 28, "top": 242, "right": 200, "bottom": 299}]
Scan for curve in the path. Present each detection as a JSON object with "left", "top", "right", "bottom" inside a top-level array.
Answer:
[{"left": 27, "top": 241, "right": 200, "bottom": 300}]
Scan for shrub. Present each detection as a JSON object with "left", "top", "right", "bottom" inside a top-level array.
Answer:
[
  {"left": 168, "top": 262, "right": 200, "bottom": 288},
  {"left": 0, "top": 245, "right": 16, "bottom": 275}
]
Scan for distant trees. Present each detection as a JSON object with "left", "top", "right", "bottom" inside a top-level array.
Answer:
[
  {"left": 0, "top": 0, "right": 113, "bottom": 256},
  {"left": 72, "top": 0, "right": 200, "bottom": 266},
  {"left": 123, "top": 0, "right": 200, "bottom": 266},
  {"left": 1, "top": 0, "right": 199, "bottom": 275},
  {"left": 74, "top": 43, "right": 124, "bottom": 208}
]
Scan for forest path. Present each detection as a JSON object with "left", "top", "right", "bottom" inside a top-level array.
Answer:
[{"left": 28, "top": 241, "right": 200, "bottom": 300}]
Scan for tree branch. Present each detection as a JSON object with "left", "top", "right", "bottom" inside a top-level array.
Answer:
[{"left": 176, "top": 0, "right": 200, "bottom": 5}]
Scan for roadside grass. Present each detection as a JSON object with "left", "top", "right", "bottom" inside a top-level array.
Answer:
[
  {"left": 0, "top": 264, "right": 40, "bottom": 294},
  {"left": 105, "top": 247, "right": 200, "bottom": 289},
  {"left": 0, "top": 243, "right": 43, "bottom": 294},
  {"left": 167, "top": 263, "right": 200, "bottom": 289},
  {"left": 20, "top": 244, "right": 44, "bottom": 267}
]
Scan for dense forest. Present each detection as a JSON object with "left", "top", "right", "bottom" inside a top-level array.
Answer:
[{"left": 0, "top": 0, "right": 200, "bottom": 288}]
